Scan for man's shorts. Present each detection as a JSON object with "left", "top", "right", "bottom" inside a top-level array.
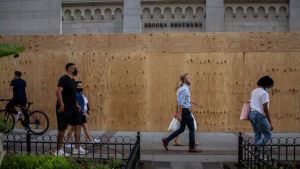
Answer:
[{"left": 56, "top": 107, "right": 81, "bottom": 131}]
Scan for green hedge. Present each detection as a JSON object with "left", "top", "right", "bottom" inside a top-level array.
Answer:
[
  {"left": 0, "top": 155, "right": 120, "bottom": 169},
  {"left": 1, "top": 155, "right": 78, "bottom": 169}
]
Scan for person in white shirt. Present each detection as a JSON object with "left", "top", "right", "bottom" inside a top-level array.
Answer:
[
  {"left": 249, "top": 76, "right": 274, "bottom": 145},
  {"left": 162, "top": 73, "right": 202, "bottom": 152},
  {"left": 171, "top": 79, "right": 202, "bottom": 146}
]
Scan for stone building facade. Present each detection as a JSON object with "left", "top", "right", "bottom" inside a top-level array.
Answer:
[{"left": 0, "top": 0, "right": 300, "bottom": 35}]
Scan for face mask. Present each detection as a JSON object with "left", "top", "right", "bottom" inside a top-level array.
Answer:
[
  {"left": 77, "top": 88, "right": 83, "bottom": 92},
  {"left": 72, "top": 69, "right": 78, "bottom": 76}
]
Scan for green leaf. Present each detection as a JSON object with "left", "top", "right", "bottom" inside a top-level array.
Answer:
[{"left": 0, "top": 43, "right": 25, "bottom": 58}]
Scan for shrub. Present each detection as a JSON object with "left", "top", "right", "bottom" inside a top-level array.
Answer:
[
  {"left": 0, "top": 155, "right": 121, "bottom": 169},
  {"left": 87, "top": 159, "right": 121, "bottom": 169},
  {"left": 0, "top": 116, "right": 12, "bottom": 133},
  {"left": 0, "top": 155, "right": 78, "bottom": 169}
]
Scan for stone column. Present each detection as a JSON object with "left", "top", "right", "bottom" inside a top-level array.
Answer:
[
  {"left": 123, "top": 0, "right": 141, "bottom": 33},
  {"left": 289, "top": 0, "right": 300, "bottom": 31},
  {"left": 205, "top": 0, "right": 224, "bottom": 32},
  {"left": 49, "top": 0, "right": 63, "bottom": 34}
]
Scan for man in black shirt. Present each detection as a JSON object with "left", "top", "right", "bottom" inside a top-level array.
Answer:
[
  {"left": 5, "top": 71, "right": 28, "bottom": 120},
  {"left": 55, "top": 63, "right": 87, "bottom": 156}
]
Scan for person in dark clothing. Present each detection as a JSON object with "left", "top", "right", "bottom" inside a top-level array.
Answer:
[
  {"left": 5, "top": 71, "right": 28, "bottom": 120},
  {"left": 65, "top": 81, "right": 100, "bottom": 147},
  {"left": 54, "top": 63, "right": 87, "bottom": 156}
]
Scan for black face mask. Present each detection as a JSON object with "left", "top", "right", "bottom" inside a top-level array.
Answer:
[
  {"left": 77, "top": 88, "right": 83, "bottom": 92},
  {"left": 72, "top": 69, "right": 78, "bottom": 76}
]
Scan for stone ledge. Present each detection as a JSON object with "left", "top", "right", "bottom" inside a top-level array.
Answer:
[{"left": 62, "top": 0, "right": 123, "bottom": 7}]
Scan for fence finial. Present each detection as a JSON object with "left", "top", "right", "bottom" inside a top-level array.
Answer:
[{"left": 137, "top": 131, "right": 140, "bottom": 140}]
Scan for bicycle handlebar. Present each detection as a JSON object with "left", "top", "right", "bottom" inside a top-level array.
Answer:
[
  {"left": 0, "top": 99, "right": 11, "bottom": 102},
  {"left": 0, "top": 99, "right": 34, "bottom": 106}
]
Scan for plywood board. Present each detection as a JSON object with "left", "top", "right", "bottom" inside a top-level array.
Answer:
[{"left": 0, "top": 32, "right": 299, "bottom": 132}]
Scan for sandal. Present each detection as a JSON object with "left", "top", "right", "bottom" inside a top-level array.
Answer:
[{"left": 173, "top": 142, "right": 184, "bottom": 146}]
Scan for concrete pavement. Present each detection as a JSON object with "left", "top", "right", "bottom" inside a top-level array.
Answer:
[{"left": 11, "top": 129, "right": 300, "bottom": 169}]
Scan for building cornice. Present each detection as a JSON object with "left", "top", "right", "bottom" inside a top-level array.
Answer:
[
  {"left": 62, "top": 0, "right": 123, "bottom": 7},
  {"left": 142, "top": 0, "right": 205, "bottom": 5},
  {"left": 224, "top": 0, "right": 288, "bottom": 3},
  {"left": 62, "top": 0, "right": 289, "bottom": 7}
]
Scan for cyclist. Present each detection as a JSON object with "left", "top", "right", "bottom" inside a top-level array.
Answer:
[{"left": 5, "top": 71, "right": 28, "bottom": 121}]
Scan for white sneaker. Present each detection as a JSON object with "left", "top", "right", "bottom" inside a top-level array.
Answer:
[
  {"left": 80, "top": 146, "right": 88, "bottom": 153},
  {"left": 93, "top": 138, "right": 100, "bottom": 143},
  {"left": 73, "top": 147, "right": 88, "bottom": 155},
  {"left": 65, "top": 144, "right": 72, "bottom": 149},
  {"left": 54, "top": 149, "right": 70, "bottom": 157}
]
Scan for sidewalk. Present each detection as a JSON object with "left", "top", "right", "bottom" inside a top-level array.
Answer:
[
  {"left": 14, "top": 129, "right": 300, "bottom": 169},
  {"left": 140, "top": 132, "right": 238, "bottom": 162},
  {"left": 44, "top": 130, "right": 238, "bottom": 162}
]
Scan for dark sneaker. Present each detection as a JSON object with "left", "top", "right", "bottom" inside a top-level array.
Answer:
[
  {"left": 162, "top": 138, "right": 169, "bottom": 151},
  {"left": 188, "top": 148, "right": 203, "bottom": 153}
]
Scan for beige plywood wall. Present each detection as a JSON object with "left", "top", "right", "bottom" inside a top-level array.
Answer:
[{"left": 0, "top": 33, "right": 299, "bottom": 132}]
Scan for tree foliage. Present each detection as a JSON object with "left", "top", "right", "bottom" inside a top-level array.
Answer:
[{"left": 0, "top": 43, "right": 25, "bottom": 58}]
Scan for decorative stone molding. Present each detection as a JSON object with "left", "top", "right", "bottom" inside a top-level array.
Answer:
[
  {"left": 63, "top": 6, "right": 123, "bottom": 20},
  {"left": 142, "top": 5, "right": 205, "bottom": 15},
  {"left": 224, "top": 4, "right": 288, "bottom": 18},
  {"left": 141, "top": 5, "right": 205, "bottom": 20}
]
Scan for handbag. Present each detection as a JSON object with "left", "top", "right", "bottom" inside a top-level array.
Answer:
[
  {"left": 168, "top": 117, "right": 180, "bottom": 131},
  {"left": 240, "top": 102, "right": 250, "bottom": 120}
]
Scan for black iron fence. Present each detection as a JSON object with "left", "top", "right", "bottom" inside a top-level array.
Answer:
[
  {"left": 121, "top": 133, "right": 140, "bottom": 169},
  {"left": 3, "top": 131, "right": 140, "bottom": 169},
  {"left": 238, "top": 132, "right": 300, "bottom": 169}
]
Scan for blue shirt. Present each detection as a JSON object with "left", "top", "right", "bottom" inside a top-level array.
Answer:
[
  {"left": 76, "top": 92, "right": 89, "bottom": 114},
  {"left": 177, "top": 83, "right": 191, "bottom": 109}
]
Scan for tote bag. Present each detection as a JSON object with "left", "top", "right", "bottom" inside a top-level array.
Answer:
[{"left": 240, "top": 102, "right": 250, "bottom": 120}]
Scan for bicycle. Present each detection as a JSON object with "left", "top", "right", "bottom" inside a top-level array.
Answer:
[{"left": 0, "top": 99, "right": 49, "bottom": 135}]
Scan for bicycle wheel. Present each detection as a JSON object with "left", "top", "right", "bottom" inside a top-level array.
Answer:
[
  {"left": 0, "top": 109, "right": 15, "bottom": 133},
  {"left": 27, "top": 110, "right": 49, "bottom": 135}
]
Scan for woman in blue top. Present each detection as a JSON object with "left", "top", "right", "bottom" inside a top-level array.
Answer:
[{"left": 65, "top": 81, "right": 100, "bottom": 148}]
